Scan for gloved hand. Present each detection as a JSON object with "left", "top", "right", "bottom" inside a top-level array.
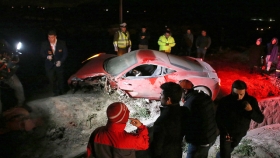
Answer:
[
  {"left": 47, "top": 55, "right": 52, "bottom": 60},
  {"left": 56, "top": 61, "right": 61, "bottom": 67},
  {"left": 128, "top": 47, "right": 131, "bottom": 52}
]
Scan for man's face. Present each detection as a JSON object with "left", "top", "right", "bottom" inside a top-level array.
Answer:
[
  {"left": 272, "top": 39, "right": 277, "bottom": 44},
  {"left": 201, "top": 31, "right": 206, "bottom": 36},
  {"left": 48, "top": 35, "right": 57, "bottom": 44},
  {"left": 164, "top": 33, "right": 170, "bottom": 38},
  {"left": 141, "top": 28, "right": 146, "bottom": 32},
  {"left": 232, "top": 88, "right": 246, "bottom": 100},
  {"left": 256, "top": 40, "right": 261, "bottom": 45},
  {"left": 160, "top": 90, "right": 171, "bottom": 106},
  {"left": 187, "top": 30, "right": 191, "bottom": 34},
  {"left": 121, "top": 27, "right": 126, "bottom": 32}
]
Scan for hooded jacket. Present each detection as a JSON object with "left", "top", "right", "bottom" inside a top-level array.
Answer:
[
  {"left": 267, "top": 38, "right": 279, "bottom": 63},
  {"left": 158, "top": 35, "right": 176, "bottom": 53},
  {"left": 87, "top": 122, "right": 149, "bottom": 158}
]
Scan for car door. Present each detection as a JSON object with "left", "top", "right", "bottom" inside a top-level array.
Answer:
[{"left": 116, "top": 65, "right": 167, "bottom": 99}]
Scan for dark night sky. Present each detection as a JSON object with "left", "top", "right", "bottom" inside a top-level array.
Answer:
[{"left": 1, "top": 0, "right": 279, "bottom": 17}]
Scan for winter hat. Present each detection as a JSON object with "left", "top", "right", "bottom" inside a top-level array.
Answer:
[{"left": 107, "top": 102, "right": 129, "bottom": 124}]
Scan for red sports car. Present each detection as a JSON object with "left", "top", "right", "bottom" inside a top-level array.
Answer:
[{"left": 68, "top": 50, "right": 220, "bottom": 100}]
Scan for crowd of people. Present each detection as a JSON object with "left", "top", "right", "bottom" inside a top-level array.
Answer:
[
  {"left": 248, "top": 37, "right": 280, "bottom": 77},
  {"left": 0, "top": 22, "right": 267, "bottom": 158},
  {"left": 113, "top": 22, "right": 211, "bottom": 60},
  {"left": 86, "top": 79, "right": 264, "bottom": 158}
]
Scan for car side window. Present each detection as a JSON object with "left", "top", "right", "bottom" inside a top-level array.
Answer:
[{"left": 126, "top": 64, "right": 175, "bottom": 77}]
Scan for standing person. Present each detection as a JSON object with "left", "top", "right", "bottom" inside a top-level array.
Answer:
[
  {"left": 248, "top": 38, "right": 265, "bottom": 74},
  {"left": 216, "top": 80, "right": 264, "bottom": 158},
  {"left": 182, "top": 29, "right": 194, "bottom": 56},
  {"left": 138, "top": 25, "right": 150, "bottom": 49},
  {"left": 158, "top": 31, "right": 176, "bottom": 54},
  {"left": 196, "top": 30, "right": 211, "bottom": 60},
  {"left": 86, "top": 102, "right": 149, "bottom": 158},
  {"left": 265, "top": 37, "right": 279, "bottom": 74},
  {"left": 179, "top": 79, "right": 217, "bottom": 158},
  {"left": 0, "top": 39, "right": 25, "bottom": 112},
  {"left": 40, "top": 30, "right": 68, "bottom": 96},
  {"left": 150, "top": 82, "right": 183, "bottom": 158},
  {"left": 113, "top": 22, "right": 132, "bottom": 56}
]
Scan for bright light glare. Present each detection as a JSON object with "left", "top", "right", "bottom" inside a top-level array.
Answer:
[
  {"left": 126, "top": 11, "right": 129, "bottom": 13},
  {"left": 106, "top": 9, "right": 108, "bottom": 11},
  {"left": 17, "top": 42, "right": 22, "bottom": 50},
  {"left": 82, "top": 54, "right": 100, "bottom": 63}
]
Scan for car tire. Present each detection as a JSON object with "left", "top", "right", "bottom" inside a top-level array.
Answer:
[{"left": 193, "top": 86, "right": 212, "bottom": 97}]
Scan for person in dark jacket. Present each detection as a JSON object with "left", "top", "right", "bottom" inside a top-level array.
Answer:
[
  {"left": 40, "top": 30, "right": 68, "bottom": 96},
  {"left": 179, "top": 79, "right": 217, "bottom": 158},
  {"left": 181, "top": 29, "right": 194, "bottom": 56},
  {"left": 248, "top": 38, "right": 265, "bottom": 74},
  {"left": 138, "top": 25, "right": 150, "bottom": 49},
  {"left": 215, "top": 80, "right": 264, "bottom": 158},
  {"left": 265, "top": 37, "right": 279, "bottom": 73},
  {"left": 150, "top": 82, "right": 183, "bottom": 158},
  {"left": 86, "top": 102, "right": 149, "bottom": 158},
  {"left": 196, "top": 30, "right": 211, "bottom": 60}
]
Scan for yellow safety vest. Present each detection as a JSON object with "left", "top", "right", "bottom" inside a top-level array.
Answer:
[{"left": 115, "top": 31, "right": 131, "bottom": 48}]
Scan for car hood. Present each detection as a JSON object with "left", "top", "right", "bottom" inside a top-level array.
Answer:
[{"left": 69, "top": 53, "right": 116, "bottom": 80}]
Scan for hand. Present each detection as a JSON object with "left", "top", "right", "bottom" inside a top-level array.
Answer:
[
  {"left": 129, "top": 118, "right": 142, "bottom": 127},
  {"left": 141, "top": 36, "right": 145, "bottom": 39},
  {"left": 166, "top": 43, "right": 169, "bottom": 46},
  {"left": 47, "top": 55, "right": 52, "bottom": 60},
  {"left": 114, "top": 47, "right": 118, "bottom": 52},
  {"left": 243, "top": 101, "right": 253, "bottom": 111},
  {"left": 128, "top": 47, "right": 131, "bottom": 52},
  {"left": 56, "top": 61, "right": 61, "bottom": 67}
]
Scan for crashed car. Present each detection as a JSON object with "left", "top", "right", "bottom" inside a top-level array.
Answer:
[{"left": 68, "top": 49, "right": 220, "bottom": 100}]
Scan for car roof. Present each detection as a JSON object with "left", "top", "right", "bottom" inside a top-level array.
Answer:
[{"left": 135, "top": 50, "right": 203, "bottom": 71}]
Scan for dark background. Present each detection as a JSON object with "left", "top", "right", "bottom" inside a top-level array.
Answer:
[{"left": 0, "top": 0, "right": 280, "bottom": 110}]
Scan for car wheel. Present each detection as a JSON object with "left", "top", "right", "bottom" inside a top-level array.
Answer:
[{"left": 193, "top": 86, "right": 212, "bottom": 97}]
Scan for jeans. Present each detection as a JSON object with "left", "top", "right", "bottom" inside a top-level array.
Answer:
[{"left": 186, "top": 142, "right": 214, "bottom": 158}]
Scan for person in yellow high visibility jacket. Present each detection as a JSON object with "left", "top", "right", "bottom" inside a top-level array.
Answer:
[
  {"left": 113, "top": 23, "right": 132, "bottom": 56},
  {"left": 158, "top": 30, "right": 176, "bottom": 53}
]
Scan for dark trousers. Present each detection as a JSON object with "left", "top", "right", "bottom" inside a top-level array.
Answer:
[
  {"left": 117, "top": 47, "right": 128, "bottom": 56},
  {"left": 46, "top": 67, "right": 64, "bottom": 95},
  {"left": 216, "top": 135, "right": 242, "bottom": 158},
  {"left": 197, "top": 48, "right": 207, "bottom": 60},
  {"left": 186, "top": 142, "right": 214, "bottom": 158}
]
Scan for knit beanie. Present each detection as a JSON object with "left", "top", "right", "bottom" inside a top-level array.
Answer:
[{"left": 107, "top": 102, "right": 129, "bottom": 124}]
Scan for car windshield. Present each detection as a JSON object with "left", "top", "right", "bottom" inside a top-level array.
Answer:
[
  {"left": 105, "top": 52, "right": 137, "bottom": 76},
  {"left": 168, "top": 54, "right": 203, "bottom": 71}
]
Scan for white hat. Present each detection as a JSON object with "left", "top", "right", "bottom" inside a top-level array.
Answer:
[{"left": 120, "top": 22, "right": 127, "bottom": 27}]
